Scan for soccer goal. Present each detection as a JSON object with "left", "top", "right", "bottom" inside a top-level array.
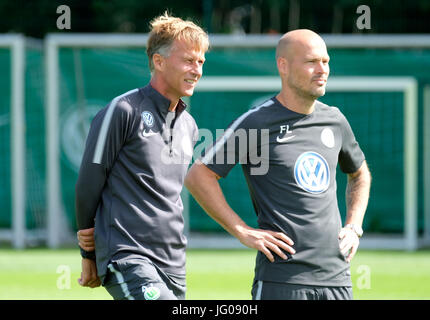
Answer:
[
  {"left": 44, "top": 34, "right": 426, "bottom": 250},
  {"left": 0, "top": 35, "right": 25, "bottom": 249}
]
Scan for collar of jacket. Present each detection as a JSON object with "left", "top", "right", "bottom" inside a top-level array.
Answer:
[{"left": 142, "top": 84, "right": 187, "bottom": 117}]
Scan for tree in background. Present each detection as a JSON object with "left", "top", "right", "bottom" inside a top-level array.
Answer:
[{"left": 0, "top": 0, "right": 429, "bottom": 38}]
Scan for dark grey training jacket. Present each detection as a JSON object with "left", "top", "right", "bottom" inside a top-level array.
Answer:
[{"left": 75, "top": 84, "right": 198, "bottom": 280}]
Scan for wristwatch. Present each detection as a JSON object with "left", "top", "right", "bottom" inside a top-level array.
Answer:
[{"left": 345, "top": 224, "right": 363, "bottom": 238}]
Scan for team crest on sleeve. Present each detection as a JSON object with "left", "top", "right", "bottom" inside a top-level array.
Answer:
[
  {"left": 141, "top": 111, "right": 154, "bottom": 127},
  {"left": 294, "top": 151, "right": 330, "bottom": 194}
]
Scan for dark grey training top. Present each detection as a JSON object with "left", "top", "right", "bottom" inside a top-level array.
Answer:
[
  {"left": 203, "top": 97, "right": 365, "bottom": 287},
  {"left": 75, "top": 84, "right": 198, "bottom": 280}
]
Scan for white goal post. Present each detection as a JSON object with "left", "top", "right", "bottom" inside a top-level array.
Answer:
[
  {"left": 45, "top": 34, "right": 426, "bottom": 250},
  {"left": 0, "top": 35, "right": 26, "bottom": 249},
  {"left": 424, "top": 85, "right": 430, "bottom": 246}
]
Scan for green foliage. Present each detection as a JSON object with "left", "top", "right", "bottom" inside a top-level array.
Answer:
[{"left": 0, "top": 0, "right": 429, "bottom": 38}]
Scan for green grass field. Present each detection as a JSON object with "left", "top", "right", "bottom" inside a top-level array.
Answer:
[{"left": 0, "top": 248, "right": 429, "bottom": 300}]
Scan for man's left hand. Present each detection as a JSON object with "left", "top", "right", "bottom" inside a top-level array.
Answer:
[{"left": 338, "top": 227, "right": 360, "bottom": 263}]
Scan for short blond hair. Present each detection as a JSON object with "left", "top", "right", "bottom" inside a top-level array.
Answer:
[{"left": 147, "top": 12, "right": 209, "bottom": 72}]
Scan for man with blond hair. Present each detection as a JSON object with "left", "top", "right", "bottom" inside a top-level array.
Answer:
[
  {"left": 75, "top": 12, "right": 209, "bottom": 300},
  {"left": 185, "top": 29, "right": 371, "bottom": 300}
]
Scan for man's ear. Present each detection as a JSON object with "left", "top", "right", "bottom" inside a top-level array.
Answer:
[
  {"left": 277, "top": 57, "right": 288, "bottom": 76},
  {"left": 152, "top": 53, "right": 164, "bottom": 72}
]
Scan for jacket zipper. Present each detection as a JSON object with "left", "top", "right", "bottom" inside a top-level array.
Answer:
[{"left": 169, "top": 118, "right": 176, "bottom": 157}]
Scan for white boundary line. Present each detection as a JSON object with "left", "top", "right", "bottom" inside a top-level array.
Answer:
[
  {"left": 195, "top": 76, "right": 418, "bottom": 250},
  {"left": 0, "top": 35, "right": 26, "bottom": 249}
]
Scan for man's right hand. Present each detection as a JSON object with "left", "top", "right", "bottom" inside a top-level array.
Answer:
[
  {"left": 78, "top": 258, "right": 101, "bottom": 288},
  {"left": 235, "top": 225, "right": 296, "bottom": 263},
  {"left": 185, "top": 163, "right": 296, "bottom": 263},
  {"left": 77, "top": 227, "right": 95, "bottom": 251}
]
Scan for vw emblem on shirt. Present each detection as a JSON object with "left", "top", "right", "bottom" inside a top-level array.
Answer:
[
  {"left": 141, "top": 111, "right": 154, "bottom": 128},
  {"left": 294, "top": 151, "right": 330, "bottom": 194}
]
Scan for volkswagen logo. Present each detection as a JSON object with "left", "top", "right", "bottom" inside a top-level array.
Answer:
[
  {"left": 294, "top": 151, "right": 330, "bottom": 194},
  {"left": 141, "top": 111, "right": 154, "bottom": 127}
]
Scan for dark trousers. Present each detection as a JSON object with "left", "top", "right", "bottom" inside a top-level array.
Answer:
[
  {"left": 103, "top": 256, "right": 186, "bottom": 300},
  {"left": 252, "top": 280, "right": 353, "bottom": 300}
]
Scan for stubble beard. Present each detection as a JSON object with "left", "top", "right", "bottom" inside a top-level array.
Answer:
[{"left": 288, "top": 77, "right": 325, "bottom": 103}]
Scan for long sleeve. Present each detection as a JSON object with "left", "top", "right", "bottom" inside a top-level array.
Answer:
[{"left": 75, "top": 98, "right": 134, "bottom": 230}]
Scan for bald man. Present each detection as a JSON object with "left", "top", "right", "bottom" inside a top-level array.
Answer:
[{"left": 185, "top": 29, "right": 371, "bottom": 300}]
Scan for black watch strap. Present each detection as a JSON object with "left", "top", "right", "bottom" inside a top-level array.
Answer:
[{"left": 80, "top": 247, "right": 96, "bottom": 261}]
